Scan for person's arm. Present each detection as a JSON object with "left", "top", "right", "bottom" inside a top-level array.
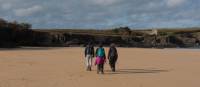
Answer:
[
  {"left": 92, "top": 47, "right": 95, "bottom": 57},
  {"left": 115, "top": 47, "right": 118, "bottom": 58},
  {"left": 103, "top": 48, "right": 106, "bottom": 59},
  {"left": 84, "top": 47, "right": 87, "bottom": 57},
  {"left": 108, "top": 48, "right": 111, "bottom": 60},
  {"left": 95, "top": 48, "right": 98, "bottom": 57}
]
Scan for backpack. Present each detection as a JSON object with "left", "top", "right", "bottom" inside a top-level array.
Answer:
[
  {"left": 109, "top": 47, "right": 116, "bottom": 57},
  {"left": 86, "top": 46, "right": 93, "bottom": 54},
  {"left": 97, "top": 48, "right": 105, "bottom": 57}
]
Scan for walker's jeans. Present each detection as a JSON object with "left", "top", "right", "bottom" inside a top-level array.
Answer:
[
  {"left": 85, "top": 55, "right": 93, "bottom": 70},
  {"left": 109, "top": 56, "right": 117, "bottom": 72},
  {"left": 97, "top": 64, "right": 104, "bottom": 73}
]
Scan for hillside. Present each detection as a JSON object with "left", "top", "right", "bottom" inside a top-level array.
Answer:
[
  {"left": 1, "top": 18, "right": 200, "bottom": 48},
  {"left": 33, "top": 27, "right": 200, "bottom": 48}
]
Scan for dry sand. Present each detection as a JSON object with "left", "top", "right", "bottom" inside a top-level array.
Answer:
[{"left": 0, "top": 47, "right": 200, "bottom": 87}]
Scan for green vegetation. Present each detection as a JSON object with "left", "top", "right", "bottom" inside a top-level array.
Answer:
[{"left": 0, "top": 18, "right": 51, "bottom": 47}]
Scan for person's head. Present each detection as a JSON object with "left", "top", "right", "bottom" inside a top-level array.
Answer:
[
  {"left": 86, "top": 44, "right": 90, "bottom": 47},
  {"left": 99, "top": 43, "right": 103, "bottom": 48},
  {"left": 87, "top": 42, "right": 92, "bottom": 47},
  {"left": 88, "top": 42, "right": 91, "bottom": 45},
  {"left": 110, "top": 43, "right": 115, "bottom": 47}
]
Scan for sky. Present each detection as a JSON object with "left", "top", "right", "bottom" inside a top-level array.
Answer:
[{"left": 0, "top": 0, "right": 199, "bottom": 29}]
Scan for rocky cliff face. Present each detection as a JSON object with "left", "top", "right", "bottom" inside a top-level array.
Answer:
[
  {"left": 45, "top": 31, "right": 200, "bottom": 48},
  {"left": 1, "top": 18, "right": 199, "bottom": 48},
  {"left": 1, "top": 29, "right": 200, "bottom": 48},
  {"left": 1, "top": 24, "right": 200, "bottom": 48}
]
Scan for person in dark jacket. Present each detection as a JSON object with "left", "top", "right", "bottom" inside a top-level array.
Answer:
[
  {"left": 108, "top": 43, "right": 118, "bottom": 72},
  {"left": 84, "top": 43, "right": 94, "bottom": 71}
]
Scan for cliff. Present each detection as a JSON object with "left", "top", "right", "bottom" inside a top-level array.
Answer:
[
  {"left": 36, "top": 28, "right": 200, "bottom": 48},
  {"left": 1, "top": 18, "right": 200, "bottom": 48}
]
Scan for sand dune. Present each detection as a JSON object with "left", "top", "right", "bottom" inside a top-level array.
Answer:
[{"left": 0, "top": 47, "right": 200, "bottom": 87}]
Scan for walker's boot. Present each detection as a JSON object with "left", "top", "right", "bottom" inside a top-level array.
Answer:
[
  {"left": 111, "top": 66, "right": 115, "bottom": 72},
  {"left": 112, "top": 68, "right": 115, "bottom": 72},
  {"left": 89, "top": 66, "right": 92, "bottom": 71},
  {"left": 101, "top": 71, "right": 104, "bottom": 74},
  {"left": 100, "top": 69, "right": 104, "bottom": 74},
  {"left": 97, "top": 67, "right": 100, "bottom": 74},
  {"left": 86, "top": 66, "right": 90, "bottom": 71}
]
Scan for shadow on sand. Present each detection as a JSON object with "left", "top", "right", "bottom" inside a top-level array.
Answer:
[{"left": 105, "top": 68, "right": 169, "bottom": 75}]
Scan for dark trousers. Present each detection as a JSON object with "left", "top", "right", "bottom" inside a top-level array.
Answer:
[
  {"left": 109, "top": 57, "right": 117, "bottom": 72},
  {"left": 97, "top": 64, "right": 104, "bottom": 74}
]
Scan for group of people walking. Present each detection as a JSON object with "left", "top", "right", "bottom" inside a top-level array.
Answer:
[{"left": 84, "top": 43, "right": 118, "bottom": 74}]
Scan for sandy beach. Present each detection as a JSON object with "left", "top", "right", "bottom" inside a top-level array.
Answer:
[{"left": 0, "top": 47, "right": 200, "bottom": 87}]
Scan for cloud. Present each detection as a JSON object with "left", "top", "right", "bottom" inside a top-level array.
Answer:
[
  {"left": 0, "top": 0, "right": 199, "bottom": 29},
  {"left": 1, "top": 3, "right": 12, "bottom": 10},
  {"left": 14, "top": 5, "right": 43, "bottom": 17},
  {"left": 166, "top": 0, "right": 186, "bottom": 7},
  {"left": 89, "top": 0, "right": 121, "bottom": 6}
]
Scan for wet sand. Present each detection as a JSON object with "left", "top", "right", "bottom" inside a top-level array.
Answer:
[{"left": 0, "top": 47, "right": 200, "bottom": 87}]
